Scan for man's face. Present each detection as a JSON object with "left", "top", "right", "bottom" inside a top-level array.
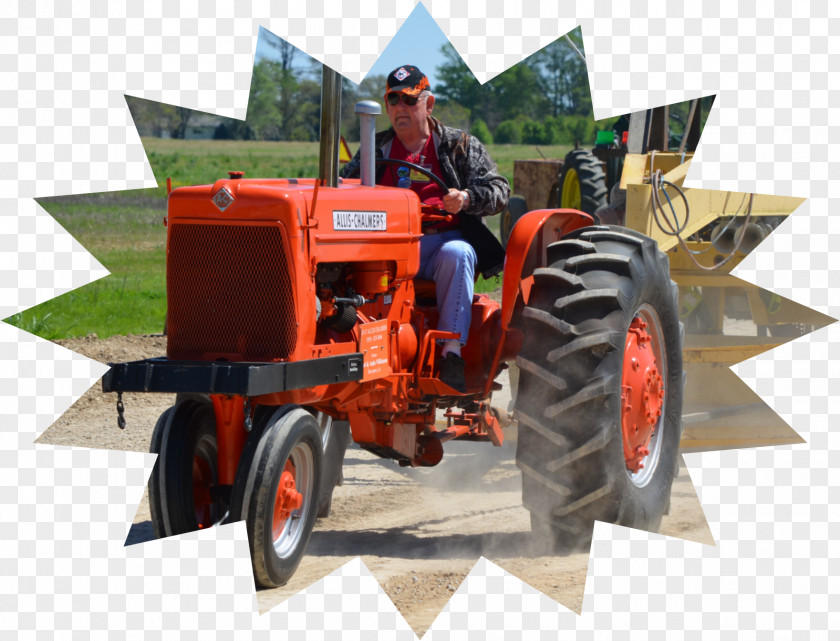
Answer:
[{"left": 385, "top": 91, "right": 435, "bottom": 138}]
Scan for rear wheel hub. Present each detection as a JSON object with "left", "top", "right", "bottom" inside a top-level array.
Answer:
[
  {"left": 621, "top": 317, "right": 664, "bottom": 473},
  {"left": 561, "top": 168, "right": 581, "bottom": 210}
]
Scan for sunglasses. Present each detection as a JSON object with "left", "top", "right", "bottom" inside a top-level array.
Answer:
[{"left": 385, "top": 92, "right": 422, "bottom": 107}]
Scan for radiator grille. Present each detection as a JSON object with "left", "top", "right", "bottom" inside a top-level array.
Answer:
[{"left": 167, "top": 223, "right": 297, "bottom": 361}]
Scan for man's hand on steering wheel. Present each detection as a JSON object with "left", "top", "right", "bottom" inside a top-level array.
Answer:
[
  {"left": 374, "top": 158, "right": 469, "bottom": 217},
  {"left": 442, "top": 188, "right": 469, "bottom": 214}
]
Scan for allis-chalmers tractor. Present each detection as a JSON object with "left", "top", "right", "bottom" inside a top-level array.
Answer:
[{"left": 103, "top": 69, "right": 683, "bottom": 588}]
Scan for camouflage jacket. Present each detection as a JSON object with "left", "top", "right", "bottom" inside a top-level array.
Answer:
[{"left": 341, "top": 117, "right": 509, "bottom": 278}]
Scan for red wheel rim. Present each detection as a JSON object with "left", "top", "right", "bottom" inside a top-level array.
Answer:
[
  {"left": 621, "top": 316, "right": 665, "bottom": 474},
  {"left": 272, "top": 459, "right": 303, "bottom": 542},
  {"left": 192, "top": 454, "right": 215, "bottom": 529}
]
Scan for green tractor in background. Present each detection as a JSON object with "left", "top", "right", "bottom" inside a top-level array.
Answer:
[
  {"left": 500, "top": 98, "right": 828, "bottom": 454},
  {"left": 500, "top": 99, "right": 709, "bottom": 246}
]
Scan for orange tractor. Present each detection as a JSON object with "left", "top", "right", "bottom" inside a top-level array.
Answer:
[{"left": 103, "top": 69, "right": 684, "bottom": 587}]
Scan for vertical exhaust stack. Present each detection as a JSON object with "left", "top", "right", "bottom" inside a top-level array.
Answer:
[
  {"left": 355, "top": 100, "right": 381, "bottom": 187},
  {"left": 318, "top": 66, "right": 342, "bottom": 187}
]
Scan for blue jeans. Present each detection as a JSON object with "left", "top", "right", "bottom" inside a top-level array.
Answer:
[{"left": 417, "top": 230, "right": 477, "bottom": 345}]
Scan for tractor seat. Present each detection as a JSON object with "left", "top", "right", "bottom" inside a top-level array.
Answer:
[{"left": 414, "top": 278, "right": 437, "bottom": 303}]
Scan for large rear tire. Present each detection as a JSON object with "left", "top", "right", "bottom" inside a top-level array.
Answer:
[
  {"left": 557, "top": 149, "right": 608, "bottom": 217},
  {"left": 229, "top": 406, "right": 322, "bottom": 588},
  {"left": 514, "top": 226, "right": 683, "bottom": 550},
  {"left": 148, "top": 397, "right": 227, "bottom": 538}
]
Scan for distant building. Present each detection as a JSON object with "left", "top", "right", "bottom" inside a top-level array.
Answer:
[{"left": 185, "top": 115, "right": 223, "bottom": 140}]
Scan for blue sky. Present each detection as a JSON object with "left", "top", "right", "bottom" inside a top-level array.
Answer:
[
  {"left": 364, "top": 4, "right": 449, "bottom": 88},
  {"left": 255, "top": 3, "right": 453, "bottom": 90}
]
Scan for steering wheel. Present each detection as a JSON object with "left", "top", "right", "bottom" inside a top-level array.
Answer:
[
  {"left": 375, "top": 158, "right": 449, "bottom": 192},
  {"left": 375, "top": 158, "right": 453, "bottom": 225}
]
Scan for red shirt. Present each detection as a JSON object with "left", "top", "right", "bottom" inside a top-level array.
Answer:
[
  {"left": 381, "top": 135, "right": 446, "bottom": 204},
  {"left": 380, "top": 135, "right": 459, "bottom": 231}
]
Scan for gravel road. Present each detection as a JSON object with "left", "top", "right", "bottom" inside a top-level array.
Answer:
[{"left": 41, "top": 334, "right": 714, "bottom": 636}]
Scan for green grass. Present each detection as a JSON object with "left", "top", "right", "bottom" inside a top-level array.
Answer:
[
  {"left": 7, "top": 138, "right": 557, "bottom": 339},
  {"left": 6, "top": 248, "right": 167, "bottom": 340},
  {"left": 143, "top": 138, "right": 567, "bottom": 194},
  {"left": 145, "top": 139, "right": 323, "bottom": 186},
  {"left": 44, "top": 191, "right": 167, "bottom": 251}
]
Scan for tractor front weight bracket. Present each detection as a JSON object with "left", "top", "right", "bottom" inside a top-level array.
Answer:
[{"left": 102, "top": 353, "right": 365, "bottom": 397}]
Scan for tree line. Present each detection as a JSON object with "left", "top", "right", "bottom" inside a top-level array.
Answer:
[{"left": 128, "top": 32, "right": 611, "bottom": 146}]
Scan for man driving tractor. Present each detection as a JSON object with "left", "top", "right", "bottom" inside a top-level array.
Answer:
[
  {"left": 103, "top": 63, "right": 683, "bottom": 590},
  {"left": 341, "top": 65, "right": 510, "bottom": 391}
]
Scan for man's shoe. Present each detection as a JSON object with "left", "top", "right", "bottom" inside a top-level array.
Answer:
[{"left": 439, "top": 353, "right": 466, "bottom": 392}]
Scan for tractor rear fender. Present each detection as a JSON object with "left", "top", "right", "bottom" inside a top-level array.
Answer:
[{"left": 500, "top": 209, "right": 593, "bottom": 332}]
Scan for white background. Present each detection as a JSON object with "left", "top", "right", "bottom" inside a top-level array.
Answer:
[{"left": 1, "top": 1, "right": 837, "bottom": 638}]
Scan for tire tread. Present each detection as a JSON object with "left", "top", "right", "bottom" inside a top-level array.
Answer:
[{"left": 514, "top": 225, "right": 683, "bottom": 550}]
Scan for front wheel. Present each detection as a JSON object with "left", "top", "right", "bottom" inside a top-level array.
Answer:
[
  {"left": 148, "top": 397, "right": 226, "bottom": 538},
  {"left": 311, "top": 411, "right": 350, "bottom": 519},
  {"left": 514, "top": 226, "right": 683, "bottom": 549},
  {"left": 229, "top": 406, "right": 323, "bottom": 588}
]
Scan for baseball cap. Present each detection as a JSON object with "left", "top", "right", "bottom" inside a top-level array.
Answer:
[{"left": 385, "top": 65, "right": 431, "bottom": 96}]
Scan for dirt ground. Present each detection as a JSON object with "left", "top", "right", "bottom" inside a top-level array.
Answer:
[{"left": 41, "top": 334, "right": 714, "bottom": 636}]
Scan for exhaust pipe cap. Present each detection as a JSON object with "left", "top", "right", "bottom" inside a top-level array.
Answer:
[{"left": 355, "top": 100, "right": 381, "bottom": 115}]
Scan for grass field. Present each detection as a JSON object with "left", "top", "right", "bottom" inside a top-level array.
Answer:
[
  {"left": 144, "top": 137, "right": 570, "bottom": 188},
  {"left": 6, "top": 138, "right": 570, "bottom": 340}
]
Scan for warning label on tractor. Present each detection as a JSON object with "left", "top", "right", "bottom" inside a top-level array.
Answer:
[
  {"left": 333, "top": 210, "right": 387, "bottom": 231},
  {"left": 359, "top": 319, "right": 391, "bottom": 382}
]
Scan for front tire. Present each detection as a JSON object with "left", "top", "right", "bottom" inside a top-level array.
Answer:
[
  {"left": 514, "top": 226, "right": 683, "bottom": 549},
  {"left": 230, "top": 406, "right": 322, "bottom": 588},
  {"left": 312, "top": 411, "right": 350, "bottom": 519},
  {"left": 148, "top": 397, "right": 226, "bottom": 538}
]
